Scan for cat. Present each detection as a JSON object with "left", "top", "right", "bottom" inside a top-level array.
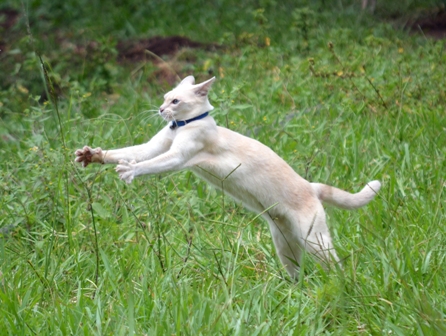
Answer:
[{"left": 75, "top": 75, "right": 381, "bottom": 279}]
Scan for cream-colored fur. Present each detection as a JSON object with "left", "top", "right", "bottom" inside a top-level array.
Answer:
[{"left": 75, "top": 76, "right": 381, "bottom": 279}]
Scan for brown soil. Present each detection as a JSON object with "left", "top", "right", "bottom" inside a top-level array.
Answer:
[
  {"left": 117, "top": 36, "right": 217, "bottom": 62},
  {"left": 0, "top": 8, "right": 20, "bottom": 54},
  {"left": 408, "top": 8, "right": 446, "bottom": 39},
  {"left": 0, "top": 8, "right": 19, "bottom": 30},
  {"left": 117, "top": 36, "right": 219, "bottom": 85}
]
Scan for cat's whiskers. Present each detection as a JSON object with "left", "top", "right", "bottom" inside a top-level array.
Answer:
[
  {"left": 140, "top": 110, "right": 162, "bottom": 124},
  {"left": 140, "top": 114, "right": 159, "bottom": 124}
]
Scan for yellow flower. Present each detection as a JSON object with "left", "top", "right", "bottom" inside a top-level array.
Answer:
[
  {"left": 203, "top": 59, "right": 212, "bottom": 71},
  {"left": 17, "top": 84, "right": 29, "bottom": 94},
  {"left": 265, "top": 37, "right": 270, "bottom": 46},
  {"left": 398, "top": 48, "right": 404, "bottom": 53}
]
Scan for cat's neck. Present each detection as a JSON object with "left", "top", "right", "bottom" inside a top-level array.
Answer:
[{"left": 170, "top": 111, "right": 210, "bottom": 129}]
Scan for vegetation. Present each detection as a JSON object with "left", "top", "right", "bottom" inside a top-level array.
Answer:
[{"left": 1, "top": 0, "right": 445, "bottom": 334}]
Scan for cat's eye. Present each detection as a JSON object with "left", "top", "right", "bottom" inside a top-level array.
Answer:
[{"left": 172, "top": 99, "right": 180, "bottom": 104}]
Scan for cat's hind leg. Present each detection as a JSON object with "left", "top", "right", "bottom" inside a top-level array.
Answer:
[
  {"left": 263, "top": 213, "right": 303, "bottom": 279},
  {"left": 296, "top": 205, "right": 340, "bottom": 267},
  {"left": 265, "top": 210, "right": 340, "bottom": 279}
]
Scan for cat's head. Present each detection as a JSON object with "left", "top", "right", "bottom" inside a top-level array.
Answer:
[{"left": 159, "top": 76, "right": 215, "bottom": 122}]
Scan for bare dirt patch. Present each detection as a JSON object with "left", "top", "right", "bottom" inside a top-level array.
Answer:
[
  {"left": 408, "top": 8, "right": 446, "bottom": 39},
  {"left": 0, "top": 8, "right": 20, "bottom": 54},
  {"left": 117, "top": 35, "right": 217, "bottom": 62},
  {"left": 0, "top": 8, "right": 19, "bottom": 30},
  {"left": 117, "top": 36, "right": 219, "bottom": 85}
]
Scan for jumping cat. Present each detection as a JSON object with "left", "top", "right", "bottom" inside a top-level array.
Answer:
[{"left": 75, "top": 76, "right": 381, "bottom": 279}]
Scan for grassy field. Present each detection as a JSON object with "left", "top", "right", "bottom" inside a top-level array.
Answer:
[{"left": 1, "top": 0, "right": 445, "bottom": 334}]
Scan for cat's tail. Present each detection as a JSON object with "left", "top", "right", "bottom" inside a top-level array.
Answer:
[{"left": 311, "top": 180, "right": 381, "bottom": 210}]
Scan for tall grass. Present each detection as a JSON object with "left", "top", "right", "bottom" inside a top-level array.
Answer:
[{"left": 0, "top": 0, "right": 445, "bottom": 334}]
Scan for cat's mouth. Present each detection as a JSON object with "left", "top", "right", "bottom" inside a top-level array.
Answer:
[{"left": 159, "top": 110, "right": 174, "bottom": 121}]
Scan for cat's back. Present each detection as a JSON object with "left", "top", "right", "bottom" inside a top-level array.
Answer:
[
  {"left": 212, "top": 125, "right": 301, "bottom": 179},
  {"left": 190, "top": 119, "right": 299, "bottom": 179},
  {"left": 196, "top": 124, "right": 312, "bottom": 209},
  {"left": 216, "top": 125, "right": 282, "bottom": 159}
]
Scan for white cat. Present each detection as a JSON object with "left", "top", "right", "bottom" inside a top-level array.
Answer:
[{"left": 75, "top": 76, "right": 381, "bottom": 279}]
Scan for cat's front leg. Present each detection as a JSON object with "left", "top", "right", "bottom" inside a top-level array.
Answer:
[
  {"left": 115, "top": 151, "right": 183, "bottom": 184},
  {"left": 115, "top": 128, "right": 206, "bottom": 183},
  {"left": 75, "top": 126, "right": 173, "bottom": 167},
  {"left": 115, "top": 160, "right": 137, "bottom": 183}
]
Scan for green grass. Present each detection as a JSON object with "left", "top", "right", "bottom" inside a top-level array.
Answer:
[{"left": 1, "top": 0, "right": 446, "bottom": 334}]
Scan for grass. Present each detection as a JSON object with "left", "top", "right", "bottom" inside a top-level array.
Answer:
[{"left": 1, "top": 0, "right": 446, "bottom": 334}]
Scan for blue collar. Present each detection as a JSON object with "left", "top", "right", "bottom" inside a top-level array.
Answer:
[{"left": 170, "top": 112, "right": 209, "bottom": 130}]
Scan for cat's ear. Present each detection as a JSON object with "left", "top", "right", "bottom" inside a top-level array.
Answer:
[
  {"left": 194, "top": 77, "right": 216, "bottom": 97},
  {"left": 178, "top": 76, "right": 195, "bottom": 86}
]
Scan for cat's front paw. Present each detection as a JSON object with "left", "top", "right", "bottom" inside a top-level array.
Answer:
[
  {"left": 116, "top": 160, "right": 137, "bottom": 184},
  {"left": 75, "top": 146, "right": 104, "bottom": 167}
]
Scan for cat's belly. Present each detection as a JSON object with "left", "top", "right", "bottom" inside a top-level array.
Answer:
[
  {"left": 188, "top": 153, "right": 302, "bottom": 214},
  {"left": 190, "top": 164, "right": 266, "bottom": 213},
  {"left": 186, "top": 126, "right": 315, "bottom": 213},
  {"left": 189, "top": 156, "right": 247, "bottom": 193}
]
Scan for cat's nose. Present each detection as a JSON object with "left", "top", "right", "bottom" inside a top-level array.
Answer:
[{"left": 159, "top": 107, "right": 164, "bottom": 113}]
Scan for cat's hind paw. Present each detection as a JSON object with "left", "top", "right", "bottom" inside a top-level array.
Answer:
[
  {"left": 116, "top": 160, "right": 137, "bottom": 184},
  {"left": 75, "top": 146, "right": 104, "bottom": 167}
]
